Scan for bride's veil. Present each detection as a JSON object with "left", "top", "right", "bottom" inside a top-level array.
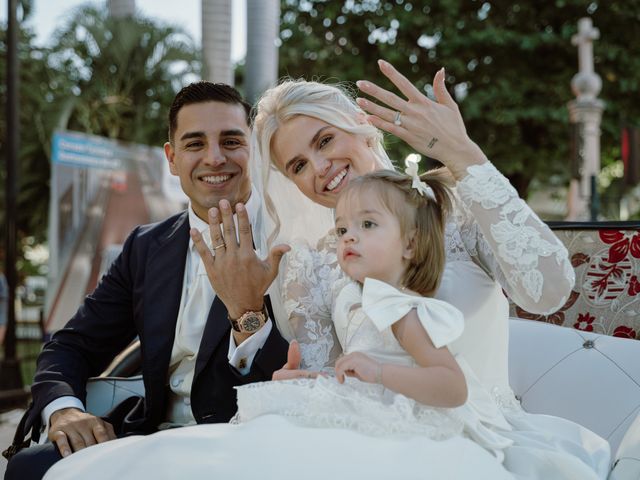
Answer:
[{"left": 250, "top": 138, "right": 335, "bottom": 341}]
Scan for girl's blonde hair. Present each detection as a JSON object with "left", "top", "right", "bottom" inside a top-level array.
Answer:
[
  {"left": 251, "top": 79, "right": 394, "bottom": 244},
  {"left": 339, "top": 169, "right": 453, "bottom": 297}
]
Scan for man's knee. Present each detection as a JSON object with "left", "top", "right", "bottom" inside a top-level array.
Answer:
[{"left": 5, "top": 443, "right": 62, "bottom": 480}]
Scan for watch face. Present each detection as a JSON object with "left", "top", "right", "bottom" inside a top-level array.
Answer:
[{"left": 241, "top": 314, "right": 263, "bottom": 333}]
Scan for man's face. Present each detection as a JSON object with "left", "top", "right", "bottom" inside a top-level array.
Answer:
[{"left": 164, "top": 101, "right": 251, "bottom": 221}]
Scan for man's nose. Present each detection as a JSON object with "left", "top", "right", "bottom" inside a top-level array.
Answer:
[{"left": 204, "top": 144, "right": 226, "bottom": 167}]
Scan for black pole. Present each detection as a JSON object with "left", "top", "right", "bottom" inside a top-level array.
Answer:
[
  {"left": 1, "top": 0, "right": 23, "bottom": 392},
  {"left": 590, "top": 174, "right": 599, "bottom": 222}
]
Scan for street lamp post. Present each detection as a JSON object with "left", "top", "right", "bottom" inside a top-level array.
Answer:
[{"left": 1, "top": 0, "right": 24, "bottom": 394}]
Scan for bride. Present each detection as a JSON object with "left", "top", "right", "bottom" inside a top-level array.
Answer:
[{"left": 43, "top": 61, "right": 610, "bottom": 479}]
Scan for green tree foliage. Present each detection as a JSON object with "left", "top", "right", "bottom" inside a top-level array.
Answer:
[
  {"left": 278, "top": 0, "right": 640, "bottom": 197},
  {"left": 50, "top": 5, "right": 200, "bottom": 145}
]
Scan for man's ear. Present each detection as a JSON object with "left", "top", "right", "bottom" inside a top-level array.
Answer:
[
  {"left": 164, "top": 141, "right": 178, "bottom": 175},
  {"left": 402, "top": 229, "right": 416, "bottom": 260}
]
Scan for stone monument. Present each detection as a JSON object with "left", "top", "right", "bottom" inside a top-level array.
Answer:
[{"left": 566, "top": 17, "right": 605, "bottom": 220}]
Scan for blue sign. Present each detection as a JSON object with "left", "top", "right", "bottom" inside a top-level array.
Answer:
[{"left": 52, "top": 131, "right": 123, "bottom": 170}]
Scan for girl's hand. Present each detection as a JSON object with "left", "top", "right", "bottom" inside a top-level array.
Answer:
[
  {"left": 335, "top": 352, "right": 382, "bottom": 384},
  {"left": 356, "top": 60, "right": 486, "bottom": 181}
]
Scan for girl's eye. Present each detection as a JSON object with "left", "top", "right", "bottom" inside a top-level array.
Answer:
[
  {"left": 335, "top": 227, "right": 347, "bottom": 237},
  {"left": 319, "top": 135, "right": 333, "bottom": 149},
  {"left": 292, "top": 160, "right": 306, "bottom": 175},
  {"left": 362, "top": 220, "right": 376, "bottom": 229}
]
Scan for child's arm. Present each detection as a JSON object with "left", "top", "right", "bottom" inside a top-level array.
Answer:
[{"left": 335, "top": 308, "right": 467, "bottom": 408}]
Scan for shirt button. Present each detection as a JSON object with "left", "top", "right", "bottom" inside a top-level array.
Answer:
[
  {"left": 184, "top": 398, "right": 191, "bottom": 406},
  {"left": 171, "top": 378, "right": 182, "bottom": 388}
]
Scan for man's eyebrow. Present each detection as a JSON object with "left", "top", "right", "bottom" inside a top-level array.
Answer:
[
  {"left": 284, "top": 126, "right": 331, "bottom": 173},
  {"left": 178, "top": 129, "right": 247, "bottom": 142},
  {"left": 179, "top": 131, "right": 205, "bottom": 142},
  {"left": 220, "top": 129, "right": 247, "bottom": 137}
]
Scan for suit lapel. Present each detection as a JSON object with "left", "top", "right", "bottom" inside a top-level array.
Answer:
[{"left": 194, "top": 295, "right": 229, "bottom": 380}]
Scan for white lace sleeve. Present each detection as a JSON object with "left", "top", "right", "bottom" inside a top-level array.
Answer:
[
  {"left": 279, "top": 233, "right": 344, "bottom": 371},
  {"left": 453, "top": 162, "right": 575, "bottom": 314}
]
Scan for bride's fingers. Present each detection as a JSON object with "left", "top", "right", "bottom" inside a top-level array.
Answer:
[
  {"left": 355, "top": 97, "right": 401, "bottom": 126},
  {"left": 363, "top": 112, "right": 405, "bottom": 139},
  {"left": 377, "top": 59, "right": 426, "bottom": 104},
  {"left": 432, "top": 67, "right": 457, "bottom": 109},
  {"left": 356, "top": 79, "right": 406, "bottom": 113}
]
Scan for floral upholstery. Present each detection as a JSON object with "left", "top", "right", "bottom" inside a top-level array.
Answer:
[{"left": 509, "top": 223, "right": 640, "bottom": 340}]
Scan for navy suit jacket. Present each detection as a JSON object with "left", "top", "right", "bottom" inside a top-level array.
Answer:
[{"left": 24, "top": 211, "right": 289, "bottom": 439}]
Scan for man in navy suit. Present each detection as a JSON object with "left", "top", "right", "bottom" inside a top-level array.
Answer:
[{"left": 4, "top": 83, "right": 290, "bottom": 480}]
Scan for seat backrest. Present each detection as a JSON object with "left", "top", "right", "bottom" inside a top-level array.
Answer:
[{"left": 510, "top": 222, "right": 640, "bottom": 341}]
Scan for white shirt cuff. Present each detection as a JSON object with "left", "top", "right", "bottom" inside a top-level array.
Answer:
[
  {"left": 228, "top": 319, "right": 273, "bottom": 375},
  {"left": 40, "top": 396, "right": 86, "bottom": 443}
]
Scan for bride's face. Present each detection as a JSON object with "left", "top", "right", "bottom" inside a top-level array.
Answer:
[{"left": 271, "top": 115, "right": 379, "bottom": 208}]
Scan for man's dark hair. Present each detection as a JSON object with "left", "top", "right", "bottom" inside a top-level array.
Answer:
[{"left": 168, "top": 82, "right": 252, "bottom": 143}]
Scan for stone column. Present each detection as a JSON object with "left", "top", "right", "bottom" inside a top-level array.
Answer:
[
  {"left": 202, "top": 0, "right": 233, "bottom": 85},
  {"left": 107, "top": 0, "right": 135, "bottom": 18},
  {"left": 566, "top": 17, "right": 605, "bottom": 221},
  {"left": 245, "top": 0, "right": 280, "bottom": 103}
]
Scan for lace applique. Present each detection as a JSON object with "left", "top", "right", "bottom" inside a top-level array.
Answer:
[
  {"left": 444, "top": 218, "right": 472, "bottom": 262},
  {"left": 490, "top": 385, "right": 523, "bottom": 416},
  {"left": 455, "top": 162, "right": 574, "bottom": 313},
  {"left": 280, "top": 234, "right": 343, "bottom": 370}
]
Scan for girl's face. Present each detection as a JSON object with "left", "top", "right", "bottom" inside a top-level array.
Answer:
[
  {"left": 272, "top": 115, "right": 379, "bottom": 208},
  {"left": 335, "top": 189, "right": 413, "bottom": 287}
]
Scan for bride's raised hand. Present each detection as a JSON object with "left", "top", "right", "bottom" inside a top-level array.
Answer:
[
  {"left": 272, "top": 340, "right": 322, "bottom": 381},
  {"left": 356, "top": 60, "right": 486, "bottom": 180}
]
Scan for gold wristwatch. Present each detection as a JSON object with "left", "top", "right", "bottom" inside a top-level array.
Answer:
[{"left": 229, "top": 305, "right": 268, "bottom": 334}]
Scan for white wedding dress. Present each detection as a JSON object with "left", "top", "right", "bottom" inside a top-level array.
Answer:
[
  {"left": 44, "top": 278, "right": 515, "bottom": 480},
  {"left": 43, "top": 162, "right": 610, "bottom": 480}
]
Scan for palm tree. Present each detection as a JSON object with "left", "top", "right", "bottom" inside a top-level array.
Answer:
[
  {"left": 201, "top": 0, "right": 232, "bottom": 84},
  {"left": 245, "top": 0, "right": 280, "bottom": 102},
  {"left": 50, "top": 5, "right": 200, "bottom": 145}
]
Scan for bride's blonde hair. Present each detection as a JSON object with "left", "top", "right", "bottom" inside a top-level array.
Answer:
[{"left": 251, "top": 79, "right": 395, "bottom": 245}]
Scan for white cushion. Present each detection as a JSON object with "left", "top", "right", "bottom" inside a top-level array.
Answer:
[{"left": 509, "top": 319, "right": 640, "bottom": 455}]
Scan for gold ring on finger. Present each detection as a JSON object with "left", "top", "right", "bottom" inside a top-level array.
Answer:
[
  {"left": 393, "top": 111, "right": 403, "bottom": 127},
  {"left": 213, "top": 243, "right": 226, "bottom": 250}
]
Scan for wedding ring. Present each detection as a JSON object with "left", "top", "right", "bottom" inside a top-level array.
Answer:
[
  {"left": 393, "top": 111, "right": 403, "bottom": 126},
  {"left": 213, "top": 243, "right": 226, "bottom": 250}
]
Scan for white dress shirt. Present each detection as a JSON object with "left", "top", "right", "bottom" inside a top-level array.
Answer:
[{"left": 42, "top": 187, "right": 272, "bottom": 432}]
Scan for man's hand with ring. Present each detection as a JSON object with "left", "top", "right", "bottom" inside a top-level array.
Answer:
[
  {"left": 48, "top": 408, "right": 116, "bottom": 457},
  {"left": 191, "top": 199, "right": 291, "bottom": 342}
]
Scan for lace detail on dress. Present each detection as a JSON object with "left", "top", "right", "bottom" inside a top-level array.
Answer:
[
  {"left": 280, "top": 233, "right": 344, "bottom": 370},
  {"left": 235, "top": 377, "right": 464, "bottom": 439},
  {"left": 444, "top": 219, "right": 472, "bottom": 262},
  {"left": 490, "top": 385, "right": 523, "bottom": 416},
  {"left": 454, "top": 162, "right": 575, "bottom": 314}
]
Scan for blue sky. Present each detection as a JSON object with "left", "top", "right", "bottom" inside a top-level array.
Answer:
[{"left": 0, "top": 0, "right": 247, "bottom": 61}]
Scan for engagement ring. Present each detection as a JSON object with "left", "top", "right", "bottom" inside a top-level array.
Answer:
[{"left": 394, "top": 111, "right": 403, "bottom": 126}]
